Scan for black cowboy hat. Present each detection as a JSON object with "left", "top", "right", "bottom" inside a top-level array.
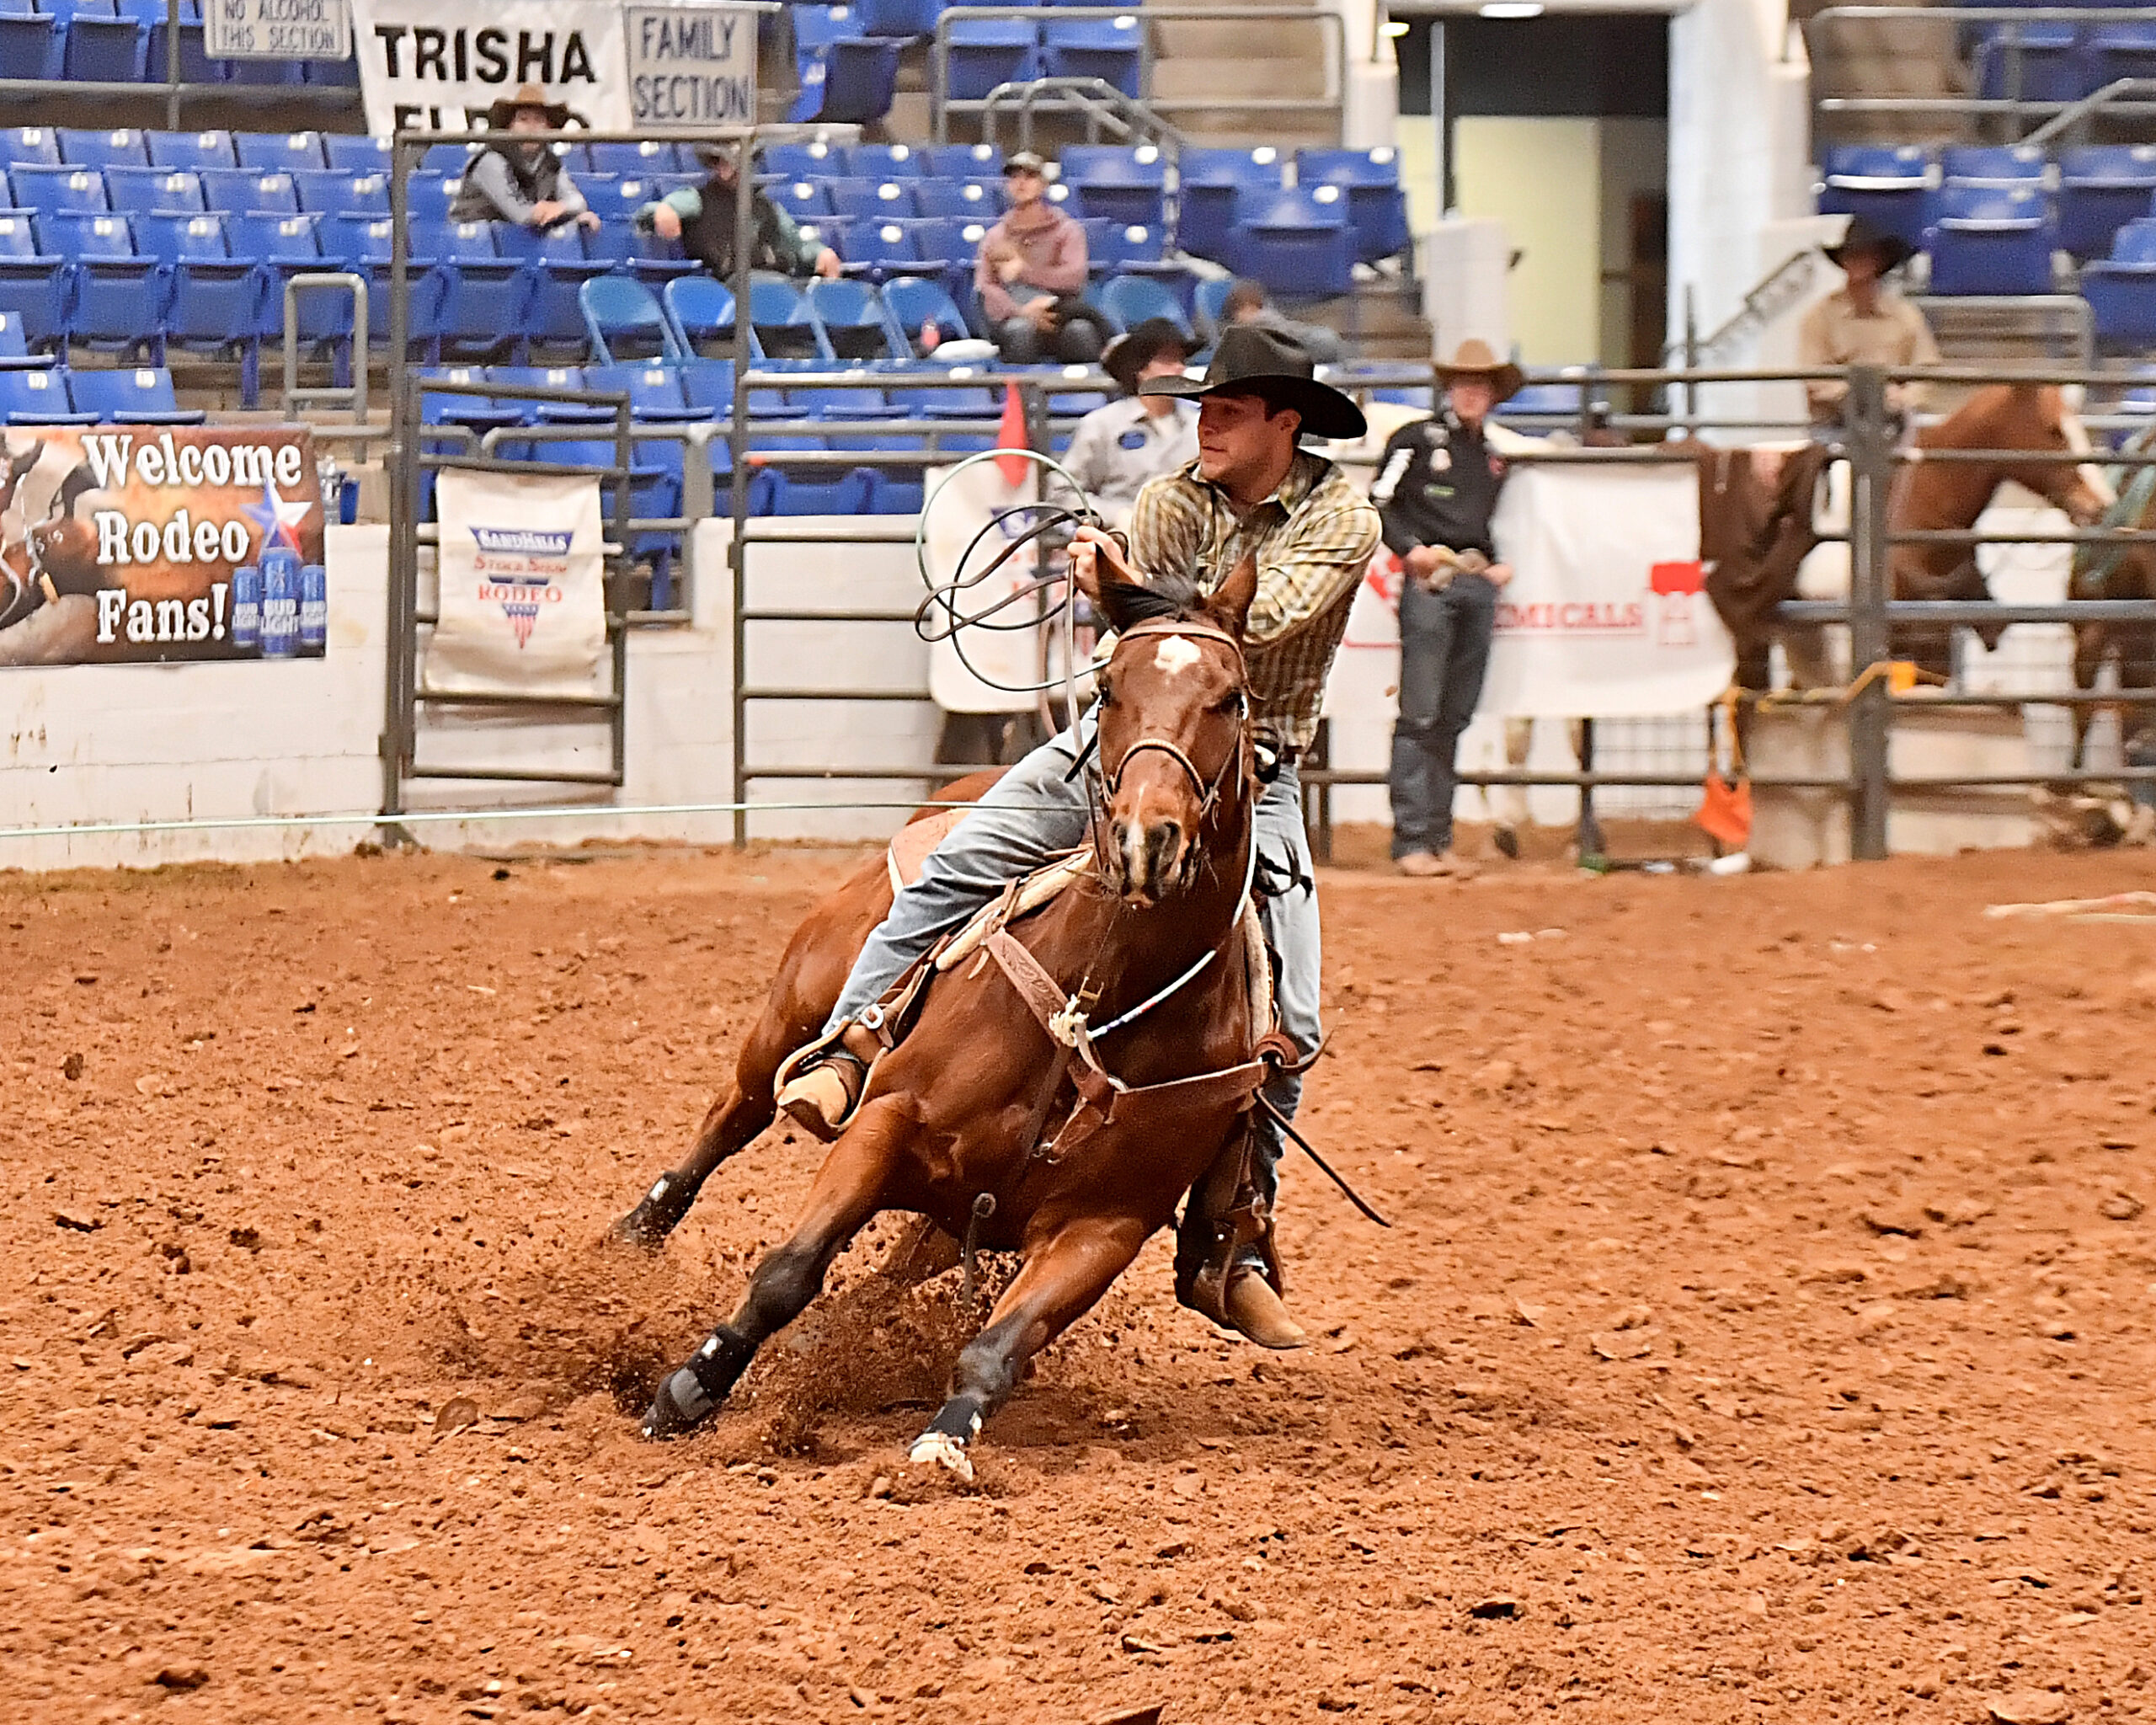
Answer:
[
  {"left": 1823, "top": 214, "right": 1913, "bottom": 273},
  {"left": 1139, "top": 323, "right": 1366, "bottom": 441},
  {"left": 1102, "top": 318, "right": 1193, "bottom": 397}
]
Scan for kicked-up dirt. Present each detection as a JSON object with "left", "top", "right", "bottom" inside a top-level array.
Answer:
[{"left": 3, "top": 840, "right": 2156, "bottom": 1722}]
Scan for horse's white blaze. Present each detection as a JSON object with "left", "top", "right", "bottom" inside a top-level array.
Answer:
[
  {"left": 2063, "top": 410, "right": 2116, "bottom": 508},
  {"left": 1152, "top": 635, "right": 1202, "bottom": 677}
]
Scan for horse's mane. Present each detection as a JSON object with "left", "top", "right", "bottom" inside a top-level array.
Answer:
[{"left": 1095, "top": 571, "right": 1205, "bottom": 636}]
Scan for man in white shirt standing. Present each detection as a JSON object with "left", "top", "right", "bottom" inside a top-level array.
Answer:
[{"left": 1059, "top": 318, "right": 1198, "bottom": 526}]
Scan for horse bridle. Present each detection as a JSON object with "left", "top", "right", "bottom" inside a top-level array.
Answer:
[{"left": 1097, "top": 617, "right": 1252, "bottom": 825}]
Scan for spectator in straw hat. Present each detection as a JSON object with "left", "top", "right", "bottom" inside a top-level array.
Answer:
[
  {"left": 449, "top": 84, "right": 598, "bottom": 233},
  {"left": 1374, "top": 338, "right": 1524, "bottom": 879},
  {"left": 1059, "top": 318, "right": 1198, "bottom": 527},
  {"left": 1796, "top": 215, "right": 1939, "bottom": 429}
]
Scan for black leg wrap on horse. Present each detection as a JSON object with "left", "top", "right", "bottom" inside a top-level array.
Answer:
[
  {"left": 925, "top": 1395, "right": 985, "bottom": 1445},
  {"left": 612, "top": 1172, "right": 695, "bottom": 1250},
  {"left": 640, "top": 1325, "right": 755, "bottom": 1441}
]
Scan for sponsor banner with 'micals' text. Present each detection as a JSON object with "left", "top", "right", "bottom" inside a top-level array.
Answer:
[
  {"left": 0, "top": 419, "right": 324, "bottom": 670},
  {"left": 427, "top": 467, "right": 606, "bottom": 699},
  {"left": 349, "top": 0, "right": 632, "bottom": 134},
  {"left": 1326, "top": 461, "right": 1731, "bottom": 723}
]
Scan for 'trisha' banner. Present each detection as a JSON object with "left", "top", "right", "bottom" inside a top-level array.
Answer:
[
  {"left": 0, "top": 420, "right": 323, "bottom": 669},
  {"left": 348, "top": 0, "right": 634, "bottom": 134},
  {"left": 427, "top": 466, "right": 607, "bottom": 699}
]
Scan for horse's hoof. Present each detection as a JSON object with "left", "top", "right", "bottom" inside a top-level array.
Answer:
[
  {"left": 906, "top": 1429, "right": 974, "bottom": 1482},
  {"left": 639, "top": 1366, "right": 718, "bottom": 1442},
  {"left": 609, "top": 1177, "right": 687, "bottom": 1251}
]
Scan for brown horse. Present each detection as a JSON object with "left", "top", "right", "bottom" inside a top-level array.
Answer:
[
  {"left": 625, "top": 558, "right": 1278, "bottom": 1476},
  {"left": 2066, "top": 429, "right": 2156, "bottom": 770},
  {"left": 1888, "top": 383, "right": 2111, "bottom": 678}
]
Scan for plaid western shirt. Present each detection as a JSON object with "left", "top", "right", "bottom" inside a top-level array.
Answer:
[{"left": 1127, "top": 450, "right": 1382, "bottom": 750}]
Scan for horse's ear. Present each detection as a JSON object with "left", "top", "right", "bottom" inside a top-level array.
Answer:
[
  {"left": 1202, "top": 553, "right": 1259, "bottom": 637},
  {"left": 1093, "top": 562, "right": 1182, "bottom": 635}
]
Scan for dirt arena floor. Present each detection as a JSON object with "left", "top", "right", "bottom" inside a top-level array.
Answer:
[{"left": 7, "top": 836, "right": 2156, "bottom": 1724}]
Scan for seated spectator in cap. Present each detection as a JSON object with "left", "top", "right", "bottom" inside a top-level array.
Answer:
[
  {"left": 449, "top": 83, "right": 600, "bottom": 233},
  {"left": 1059, "top": 318, "right": 1198, "bottom": 528},
  {"left": 638, "top": 142, "right": 841, "bottom": 282},
  {"left": 1219, "top": 277, "right": 1342, "bottom": 366},
  {"left": 975, "top": 152, "right": 1107, "bottom": 365}
]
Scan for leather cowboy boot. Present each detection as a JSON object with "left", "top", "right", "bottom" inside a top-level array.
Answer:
[
  {"left": 772, "top": 1019, "right": 884, "bottom": 1142},
  {"left": 1176, "top": 1127, "right": 1308, "bottom": 1350}
]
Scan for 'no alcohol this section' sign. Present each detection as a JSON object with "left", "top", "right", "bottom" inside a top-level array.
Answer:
[{"left": 206, "top": 0, "right": 352, "bottom": 60}]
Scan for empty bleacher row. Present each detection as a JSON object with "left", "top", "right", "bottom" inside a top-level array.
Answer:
[
  {"left": 1964, "top": 12, "right": 2156, "bottom": 106},
  {"left": 0, "top": 0, "right": 353, "bottom": 85}
]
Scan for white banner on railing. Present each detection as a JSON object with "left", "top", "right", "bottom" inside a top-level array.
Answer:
[
  {"left": 923, "top": 461, "right": 1051, "bottom": 714},
  {"left": 349, "top": 0, "right": 635, "bottom": 135},
  {"left": 1326, "top": 461, "right": 1732, "bottom": 723},
  {"left": 426, "top": 467, "right": 608, "bottom": 699}
]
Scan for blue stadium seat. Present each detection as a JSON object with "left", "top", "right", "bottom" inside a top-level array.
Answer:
[
  {"left": 103, "top": 168, "right": 204, "bottom": 216},
  {"left": 67, "top": 363, "right": 203, "bottom": 423},
  {"left": 495, "top": 219, "right": 611, "bottom": 353},
  {"left": 581, "top": 274, "right": 684, "bottom": 364},
  {"left": 0, "top": 13, "right": 56, "bottom": 81},
  {"left": 880, "top": 275, "right": 969, "bottom": 351},
  {"left": 772, "top": 179, "right": 834, "bottom": 222},
  {"left": 846, "top": 142, "right": 925, "bottom": 179},
  {"left": 44, "top": 212, "right": 166, "bottom": 358},
  {"left": 0, "top": 366, "right": 93, "bottom": 424},
  {"left": 792, "top": 35, "right": 902, "bottom": 125},
  {"left": 749, "top": 275, "right": 825, "bottom": 359},
  {"left": 294, "top": 170, "right": 388, "bottom": 216},
  {"left": 10, "top": 167, "right": 109, "bottom": 216},
  {"left": 679, "top": 356, "right": 737, "bottom": 416},
  {"left": 830, "top": 178, "right": 916, "bottom": 222},
  {"left": 1177, "top": 146, "right": 1284, "bottom": 262},
  {"left": 1086, "top": 218, "right": 1170, "bottom": 270},
  {"left": 1940, "top": 144, "right": 2047, "bottom": 187},
  {"left": 143, "top": 6, "right": 213, "bottom": 84},
  {"left": 147, "top": 130, "right": 236, "bottom": 173},
  {"left": 1098, "top": 272, "right": 1193, "bottom": 337},
  {"left": 332, "top": 213, "right": 450, "bottom": 356},
  {"left": 233, "top": 211, "right": 349, "bottom": 349},
  {"left": 2082, "top": 219, "right": 2156, "bottom": 343},
  {"left": 58, "top": 130, "right": 148, "bottom": 172},
  {"left": 750, "top": 435, "right": 874, "bottom": 516},
  {"left": 0, "top": 212, "right": 67, "bottom": 350},
  {"left": 2059, "top": 144, "right": 2156, "bottom": 259},
  {"left": 420, "top": 142, "right": 472, "bottom": 175},
  {"left": 200, "top": 168, "right": 297, "bottom": 213},
  {"left": 1974, "top": 24, "right": 2091, "bottom": 104},
  {"left": 403, "top": 172, "right": 459, "bottom": 224},
  {"left": 0, "top": 307, "right": 31, "bottom": 360},
  {"left": 914, "top": 177, "right": 1001, "bottom": 220},
  {"left": 235, "top": 131, "right": 327, "bottom": 174},
  {"left": 1059, "top": 145, "right": 1166, "bottom": 227},
  {"left": 137, "top": 210, "right": 266, "bottom": 398},
  {"left": 805, "top": 276, "right": 899, "bottom": 359},
  {"left": 1818, "top": 143, "right": 1931, "bottom": 253},
  {"left": 584, "top": 139, "right": 685, "bottom": 177},
  {"left": 920, "top": 142, "right": 1004, "bottom": 179},
  {"left": 2088, "top": 19, "right": 2156, "bottom": 88},
  {"left": 0, "top": 127, "right": 58, "bottom": 171},
  {"left": 1040, "top": 15, "right": 1140, "bottom": 95},
  {"left": 323, "top": 134, "right": 391, "bottom": 174},
  {"left": 579, "top": 175, "right": 698, "bottom": 286},
  {"left": 1925, "top": 183, "right": 2058, "bottom": 295},
  {"left": 1296, "top": 146, "right": 1410, "bottom": 261},
  {"left": 408, "top": 218, "right": 532, "bottom": 360},
  {"left": 855, "top": 0, "right": 937, "bottom": 35},
  {"left": 61, "top": 8, "right": 145, "bottom": 82},
  {"left": 848, "top": 219, "right": 949, "bottom": 280},
  {"left": 1228, "top": 184, "right": 1355, "bottom": 298},
  {"left": 585, "top": 360, "right": 705, "bottom": 423},
  {"left": 761, "top": 139, "right": 844, "bottom": 180},
  {"left": 1194, "top": 273, "right": 1232, "bottom": 336},
  {"left": 664, "top": 275, "right": 736, "bottom": 357},
  {"left": 942, "top": 14, "right": 1037, "bottom": 100}
]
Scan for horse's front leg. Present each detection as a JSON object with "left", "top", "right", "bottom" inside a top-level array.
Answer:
[
  {"left": 909, "top": 1213, "right": 1149, "bottom": 1481},
  {"left": 641, "top": 1097, "right": 910, "bottom": 1440}
]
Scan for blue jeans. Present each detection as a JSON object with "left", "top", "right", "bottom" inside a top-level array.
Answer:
[
  {"left": 1389, "top": 572, "right": 1498, "bottom": 857},
  {"left": 827, "top": 723, "right": 1321, "bottom": 1203}
]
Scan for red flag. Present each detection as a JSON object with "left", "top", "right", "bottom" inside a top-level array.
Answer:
[{"left": 993, "top": 382, "right": 1028, "bottom": 488}]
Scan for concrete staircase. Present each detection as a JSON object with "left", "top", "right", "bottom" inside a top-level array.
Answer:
[
  {"left": 1800, "top": 0, "right": 1972, "bottom": 148},
  {"left": 1143, "top": 0, "right": 1339, "bottom": 152}
]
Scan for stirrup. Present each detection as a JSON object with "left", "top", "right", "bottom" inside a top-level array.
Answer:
[{"left": 773, "top": 1027, "right": 873, "bottom": 1143}]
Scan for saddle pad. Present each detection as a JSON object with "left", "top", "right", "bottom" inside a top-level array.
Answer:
[{"left": 887, "top": 804, "right": 970, "bottom": 895}]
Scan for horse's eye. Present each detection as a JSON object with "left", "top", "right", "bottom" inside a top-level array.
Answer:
[
  {"left": 1214, "top": 689, "right": 1246, "bottom": 715},
  {"left": 1095, "top": 678, "right": 1115, "bottom": 708}
]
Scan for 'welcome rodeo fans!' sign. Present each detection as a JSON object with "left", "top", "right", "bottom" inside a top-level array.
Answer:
[{"left": 0, "top": 423, "right": 324, "bottom": 670}]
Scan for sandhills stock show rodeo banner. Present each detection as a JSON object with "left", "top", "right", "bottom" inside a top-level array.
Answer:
[{"left": 0, "top": 422, "right": 324, "bottom": 669}]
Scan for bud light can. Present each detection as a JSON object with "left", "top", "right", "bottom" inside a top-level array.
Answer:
[
  {"left": 299, "top": 563, "right": 327, "bottom": 652},
  {"left": 260, "top": 546, "right": 299, "bottom": 660},
  {"left": 230, "top": 563, "right": 260, "bottom": 652}
]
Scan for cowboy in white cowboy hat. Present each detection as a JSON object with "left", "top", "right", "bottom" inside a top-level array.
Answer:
[
  {"left": 776, "top": 324, "right": 1379, "bottom": 1350},
  {"left": 1374, "top": 337, "right": 1523, "bottom": 879},
  {"left": 448, "top": 83, "right": 599, "bottom": 234},
  {"left": 1796, "top": 213, "right": 1940, "bottom": 428}
]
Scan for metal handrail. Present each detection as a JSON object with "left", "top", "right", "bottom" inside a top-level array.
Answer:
[
  {"left": 930, "top": 3, "right": 1346, "bottom": 143},
  {"left": 978, "top": 77, "right": 1196, "bottom": 155}
]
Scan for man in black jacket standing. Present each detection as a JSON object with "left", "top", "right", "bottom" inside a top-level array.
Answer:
[{"left": 1373, "top": 339, "right": 1523, "bottom": 879}]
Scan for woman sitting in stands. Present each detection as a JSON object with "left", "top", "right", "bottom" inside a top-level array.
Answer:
[
  {"left": 636, "top": 143, "right": 841, "bottom": 282},
  {"left": 449, "top": 84, "right": 600, "bottom": 234}
]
